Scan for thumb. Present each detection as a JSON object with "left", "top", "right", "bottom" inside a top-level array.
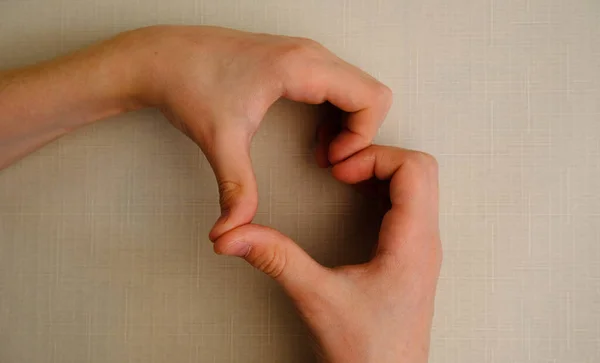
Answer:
[
  {"left": 214, "top": 224, "right": 332, "bottom": 299},
  {"left": 206, "top": 130, "right": 258, "bottom": 241}
]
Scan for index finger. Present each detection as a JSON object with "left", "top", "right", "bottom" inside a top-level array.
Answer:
[
  {"left": 331, "top": 145, "right": 440, "bottom": 258},
  {"left": 331, "top": 145, "right": 438, "bottom": 212},
  {"left": 281, "top": 53, "right": 393, "bottom": 163},
  {"left": 322, "top": 60, "right": 393, "bottom": 163}
]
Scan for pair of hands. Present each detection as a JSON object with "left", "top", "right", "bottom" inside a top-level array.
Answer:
[
  {"left": 114, "top": 26, "right": 442, "bottom": 363},
  {"left": 2, "top": 26, "right": 441, "bottom": 363}
]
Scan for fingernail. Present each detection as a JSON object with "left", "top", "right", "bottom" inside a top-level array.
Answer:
[{"left": 225, "top": 241, "right": 250, "bottom": 257}]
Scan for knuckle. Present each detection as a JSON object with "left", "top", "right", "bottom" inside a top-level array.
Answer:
[
  {"left": 408, "top": 151, "right": 439, "bottom": 174},
  {"left": 273, "top": 38, "right": 323, "bottom": 66},
  {"left": 251, "top": 247, "right": 287, "bottom": 279},
  {"left": 294, "top": 37, "right": 324, "bottom": 51},
  {"left": 267, "top": 38, "right": 327, "bottom": 101},
  {"left": 373, "top": 83, "right": 393, "bottom": 107},
  {"left": 218, "top": 180, "right": 243, "bottom": 209}
]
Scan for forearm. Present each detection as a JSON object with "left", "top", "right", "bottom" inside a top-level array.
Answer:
[{"left": 0, "top": 37, "right": 141, "bottom": 169}]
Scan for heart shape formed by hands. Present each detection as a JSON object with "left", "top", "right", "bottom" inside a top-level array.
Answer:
[
  {"left": 112, "top": 26, "right": 441, "bottom": 363},
  {"left": 0, "top": 23, "right": 441, "bottom": 363}
]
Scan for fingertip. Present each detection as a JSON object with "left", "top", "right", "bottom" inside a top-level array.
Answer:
[
  {"left": 209, "top": 198, "right": 257, "bottom": 241},
  {"left": 330, "top": 159, "right": 358, "bottom": 184},
  {"left": 213, "top": 224, "right": 272, "bottom": 258},
  {"left": 213, "top": 223, "right": 255, "bottom": 254},
  {"left": 328, "top": 129, "right": 371, "bottom": 164},
  {"left": 209, "top": 220, "right": 249, "bottom": 242},
  {"left": 214, "top": 239, "right": 251, "bottom": 257},
  {"left": 209, "top": 219, "right": 226, "bottom": 242},
  {"left": 330, "top": 162, "right": 345, "bottom": 180},
  {"left": 330, "top": 146, "right": 376, "bottom": 184}
]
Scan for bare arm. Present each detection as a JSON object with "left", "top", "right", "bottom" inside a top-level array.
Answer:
[{"left": 0, "top": 40, "right": 140, "bottom": 168}]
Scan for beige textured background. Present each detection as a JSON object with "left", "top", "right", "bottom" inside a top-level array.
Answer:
[{"left": 1, "top": 0, "right": 599, "bottom": 362}]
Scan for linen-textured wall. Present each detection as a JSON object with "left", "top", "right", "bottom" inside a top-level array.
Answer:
[{"left": 1, "top": 0, "right": 599, "bottom": 362}]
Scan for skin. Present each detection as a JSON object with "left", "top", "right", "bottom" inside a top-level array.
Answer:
[
  {"left": 215, "top": 146, "right": 442, "bottom": 363},
  {"left": 0, "top": 25, "right": 441, "bottom": 362}
]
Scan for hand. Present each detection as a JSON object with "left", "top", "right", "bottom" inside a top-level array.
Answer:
[
  {"left": 113, "top": 25, "right": 393, "bottom": 239},
  {"left": 214, "top": 146, "right": 442, "bottom": 363}
]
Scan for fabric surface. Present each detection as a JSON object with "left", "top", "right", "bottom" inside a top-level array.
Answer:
[{"left": 1, "top": 0, "right": 599, "bottom": 362}]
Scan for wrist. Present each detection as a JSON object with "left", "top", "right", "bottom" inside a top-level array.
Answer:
[
  {"left": 78, "top": 35, "right": 147, "bottom": 118},
  {"left": 105, "top": 26, "right": 173, "bottom": 109}
]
